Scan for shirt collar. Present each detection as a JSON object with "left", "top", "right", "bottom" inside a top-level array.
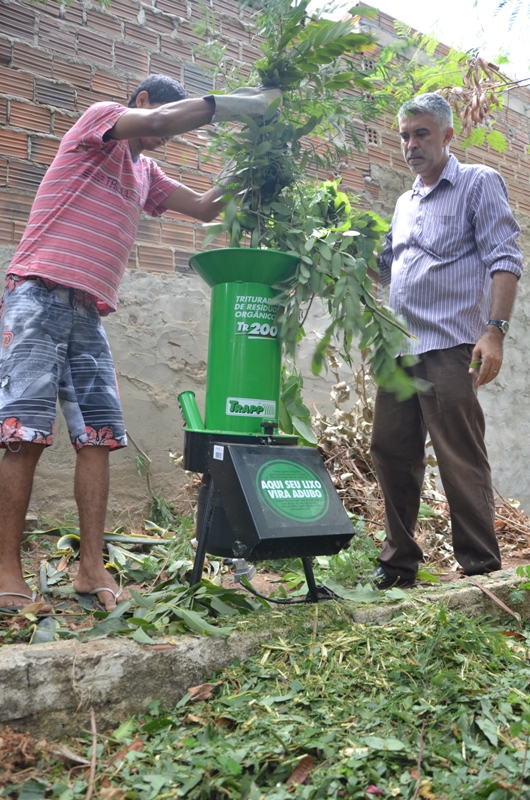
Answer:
[{"left": 411, "top": 153, "right": 458, "bottom": 196}]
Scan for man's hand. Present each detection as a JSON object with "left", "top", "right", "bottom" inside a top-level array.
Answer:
[
  {"left": 204, "top": 86, "right": 283, "bottom": 123},
  {"left": 469, "top": 327, "right": 504, "bottom": 386}
]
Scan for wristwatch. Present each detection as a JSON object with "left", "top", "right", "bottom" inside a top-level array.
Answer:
[{"left": 487, "top": 319, "right": 509, "bottom": 335}]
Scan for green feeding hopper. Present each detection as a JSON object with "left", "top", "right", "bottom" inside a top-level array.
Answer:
[{"left": 188, "top": 248, "right": 300, "bottom": 435}]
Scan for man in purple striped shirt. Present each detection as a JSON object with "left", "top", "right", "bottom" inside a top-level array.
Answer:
[{"left": 370, "top": 93, "right": 523, "bottom": 590}]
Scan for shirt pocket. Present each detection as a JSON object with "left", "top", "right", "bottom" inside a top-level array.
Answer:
[{"left": 418, "top": 211, "right": 464, "bottom": 259}]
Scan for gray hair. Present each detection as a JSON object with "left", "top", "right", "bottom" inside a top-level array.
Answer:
[{"left": 398, "top": 93, "right": 453, "bottom": 131}]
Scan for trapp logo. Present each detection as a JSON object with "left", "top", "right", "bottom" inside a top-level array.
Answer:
[
  {"left": 2, "top": 330, "right": 13, "bottom": 348},
  {"left": 226, "top": 398, "right": 276, "bottom": 417}
]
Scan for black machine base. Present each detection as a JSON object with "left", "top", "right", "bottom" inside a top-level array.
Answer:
[{"left": 188, "top": 435, "right": 355, "bottom": 604}]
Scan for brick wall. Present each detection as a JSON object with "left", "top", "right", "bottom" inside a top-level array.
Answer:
[
  {"left": 1, "top": 0, "right": 530, "bottom": 274},
  {"left": 359, "top": 6, "right": 530, "bottom": 215}
]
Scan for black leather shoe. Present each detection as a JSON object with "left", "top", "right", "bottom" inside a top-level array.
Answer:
[{"left": 371, "top": 565, "right": 416, "bottom": 591}]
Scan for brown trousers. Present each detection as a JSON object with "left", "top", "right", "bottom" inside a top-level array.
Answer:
[{"left": 370, "top": 344, "right": 501, "bottom": 580}]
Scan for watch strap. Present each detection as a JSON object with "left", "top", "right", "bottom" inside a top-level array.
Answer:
[{"left": 487, "top": 318, "right": 509, "bottom": 334}]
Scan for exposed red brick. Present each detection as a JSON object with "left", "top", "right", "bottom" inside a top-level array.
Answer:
[
  {"left": 86, "top": 8, "right": 123, "bottom": 38},
  {"left": 92, "top": 71, "right": 128, "bottom": 99},
  {"left": 380, "top": 131, "right": 400, "bottom": 152},
  {"left": 35, "top": 77, "right": 75, "bottom": 109},
  {"left": 0, "top": 218, "right": 14, "bottom": 244},
  {"left": 76, "top": 88, "right": 109, "bottom": 112},
  {"left": 182, "top": 128, "right": 209, "bottom": 148},
  {"left": 105, "top": 0, "right": 141, "bottom": 24},
  {"left": 12, "top": 42, "right": 52, "bottom": 78},
  {"left": 166, "top": 139, "right": 199, "bottom": 170},
  {"left": 217, "top": 0, "right": 243, "bottom": 16},
  {"left": 10, "top": 100, "right": 51, "bottom": 133},
  {"left": 220, "top": 16, "right": 246, "bottom": 40},
  {"left": 0, "top": 65, "right": 33, "bottom": 100},
  {"left": 241, "top": 43, "right": 263, "bottom": 63},
  {"left": 510, "top": 139, "right": 526, "bottom": 155},
  {"left": 53, "top": 110, "right": 78, "bottom": 137},
  {"left": 0, "top": 97, "right": 6, "bottom": 123},
  {"left": 30, "top": 134, "right": 60, "bottom": 164},
  {"left": 337, "top": 166, "right": 364, "bottom": 191},
  {"left": 465, "top": 150, "right": 484, "bottom": 165},
  {"left": 160, "top": 221, "right": 194, "bottom": 249},
  {"left": 38, "top": 17, "right": 76, "bottom": 57},
  {"left": 0, "top": 128, "right": 28, "bottom": 158},
  {"left": 138, "top": 243, "right": 174, "bottom": 272},
  {"left": 53, "top": 57, "right": 92, "bottom": 90},
  {"left": 124, "top": 23, "right": 159, "bottom": 52},
  {"left": 0, "top": 190, "right": 33, "bottom": 220},
  {"left": 195, "top": 225, "right": 226, "bottom": 250},
  {"left": 149, "top": 52, "right": 184, "bottom": 81},
  {"left": 178, "top": 24, "right": 217, "bottom": 54},
  {"left": 367, "top": 146, "right": 391, "bottom": 166},
  {"left": 159, "top": 34, "right": 193, "bottom": 61},
  {"left": 13, "top": 219, "right": 26, "bottom": 242},
  {"left": 78, "top": 30, "right": 113, "bottom": 67},
  {"left": 137, "top": 216, "right": 161, "bottom": 243},
  {"left": 156, "top": 0, "right": 187, "bottom": 16},
  {"left": 9, "top": 160, "right": 46, "bottom": 191},
  {"left": 0, "top": 37, "right": 11, "bottom": 66},
  {"left": 502, "top": 152, "right": 520, "bottom": 168},
  {"left": 198, "top": 150, "right": 223, "bottom": 174},
  {"left": 174, "top": 250, "right": 193, "bottom": 271},
  {"left": 179, "top": 170, "right": 212, "bottom": 194},
  {"left": 164, "top": 207, "right": 195, "bottom": 222},
  {"left": 143, "top": 7, "right": 175, "bottom": 36},
  {"left": 516, "top": 197, "right": 530, "bottom": 215},
  {"left": 61, "top": 3, "right": 84, "bottom": 27},
  {"left": 127, "top": 245, "right": 138, "bottom": 270},
  {"left": 38, "top": 1, "right": 61, "bottom": 19},
  {"left": 0, "top": 158, "right": 7, "bottom": 186},
  {"left": 114, "top": 42, "right": 148, "bottom": 76},
  {"left": 0, "top": 3, "right": 35, "bottom": 41}
]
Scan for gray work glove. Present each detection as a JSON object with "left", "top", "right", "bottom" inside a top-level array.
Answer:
[
  {"left": 204, "top": 86, "right": 282, "bottom": 123},
  {"left": 214, "top": 159, "right": 238, "bottom": 195}
]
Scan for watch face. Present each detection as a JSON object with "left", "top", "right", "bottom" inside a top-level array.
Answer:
[{"left": 501, "top": 321, "right": 509, "bottom": 334}]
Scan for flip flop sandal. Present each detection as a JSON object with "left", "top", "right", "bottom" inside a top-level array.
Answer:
[
  {"left": 0, "top": 591, "right": 50, "bottom": 616},
  {"left": 75, "top": 587, "right": 123, "bottom": 611}
]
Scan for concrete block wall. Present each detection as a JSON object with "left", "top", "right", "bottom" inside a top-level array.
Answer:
[{"left": 0, "top": 0, "right": 530, "bottom": 521}]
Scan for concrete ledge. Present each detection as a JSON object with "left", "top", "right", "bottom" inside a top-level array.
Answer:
[
  {"left": 354, "top": 568, "right": 530, "bottom": 624},
  {"left": 1, "top": 568, "right": 528, "bottom": 738}
]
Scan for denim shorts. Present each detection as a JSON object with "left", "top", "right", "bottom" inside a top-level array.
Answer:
[{"left": 0, "top": 275, "right": 127, "bottom": 451}]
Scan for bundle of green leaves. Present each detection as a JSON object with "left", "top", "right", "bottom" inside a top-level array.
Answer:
[{"left": 205, "top": 0, "right": 418, "bottom": 397}]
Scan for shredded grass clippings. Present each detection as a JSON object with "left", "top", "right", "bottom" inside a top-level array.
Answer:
[{"left": 2, "top": 605, "right": 530, "bottom": 799}]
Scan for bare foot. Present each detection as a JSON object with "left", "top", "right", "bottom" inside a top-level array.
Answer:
[
  {"left": 0, "top": 577, "right": 52, "bottom": 613},
  {"left": 73, "top": 567, "right": 131, "bottom": 611}
]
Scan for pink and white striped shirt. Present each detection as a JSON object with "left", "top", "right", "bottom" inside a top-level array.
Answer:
[
  {"left": 8, "top": 102, "right": 179, "bottom": 315},
  {"left": 380, "top": 154, "right": 523, "bottom": 355}
]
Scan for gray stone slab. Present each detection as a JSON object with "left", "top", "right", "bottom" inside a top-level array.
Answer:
[{"left": 1, "top": 568, "right": 528, "bottom": 738}]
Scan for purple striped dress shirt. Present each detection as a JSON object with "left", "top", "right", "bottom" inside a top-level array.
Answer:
[{"left": 379, "top": 154, "right": 523, "bottom": 355}]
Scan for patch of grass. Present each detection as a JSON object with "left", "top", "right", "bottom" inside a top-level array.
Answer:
[{"left": 5, "top": 605, "right": 530, "bottom": 799}]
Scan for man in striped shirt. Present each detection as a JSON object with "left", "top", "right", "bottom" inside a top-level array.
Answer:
[
  {"left": 370, "top": 92, "right": 523, "bottom": 590},
  {"left": 0, "top": 74, "right": 280, "bottom": 613}
]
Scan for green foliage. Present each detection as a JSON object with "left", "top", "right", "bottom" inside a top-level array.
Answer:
[
  {"left": 204, "top": 0, "right": 419, "bottom": 396},
  {"left": 279, "top": 365, "right": 317, "bottom": 444},
  {"left": 148, "top": 491, "right": 176, "bottom": 528},
  {"left": 14, "top": 606, "right": 530, "bottom": 799}
]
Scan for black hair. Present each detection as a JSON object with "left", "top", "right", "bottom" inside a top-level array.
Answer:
[{"left": 128, "top": 74, "right": 189, "bottom": 108}]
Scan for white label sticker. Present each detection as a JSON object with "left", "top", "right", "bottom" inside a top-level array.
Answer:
[{"left": 213, "top": 445, "right": 224, "bottom": 461}]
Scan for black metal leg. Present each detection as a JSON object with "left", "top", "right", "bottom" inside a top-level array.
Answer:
[
  {"left": 190, "top": 478, "right": 215, "bottom": 587},
  {"left": 302, "top": 556, "right": 320, "bottom": 603}
]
